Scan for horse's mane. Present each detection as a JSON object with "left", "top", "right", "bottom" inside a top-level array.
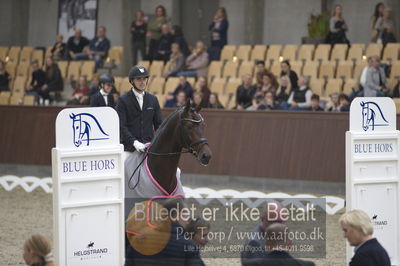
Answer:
[{"left": 151, "top": 107, "right": 183, "bottom": 146}]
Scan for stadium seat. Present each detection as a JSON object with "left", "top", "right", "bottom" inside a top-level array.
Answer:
[
  {"left": 314, "top": 44, "right": 331, "bottom": 61},
  {"left": 0, "top": 46, "right": 9, "bottom": 61},
  {"left": 324, "top": 78, "right": 343, "bottom": 96},
  {"left": 330, "top": 44, "right": 348, "bottom": 61},
  {"left": 9, "top": 94, "right": 23, "bottom": 105},
  {"left": 119, "top": 77, "right": 132, "bottom": 94},
  {"left": 23, "top": 95, "right": 35, "bottom": 105},
  {"left": 298, "top": 44, "right": 315, "bottom": 62},
  {"left": 80, "top": 61, "right": 95, "bottom": 80},
  {"left": 67, "top": 61, "right": 82, "bottom": 81},
  {"left": 365, "top": 43, "right": 383, "bottom": 58},
  {"left": 19, "top": 46, "right": 33, "bottom": 63},
  {"left": 250, "top": 45, "right": 267, "bottom": 62},
  {"left": 309, "top": 78, "right": 325, "bottom": 96},
  {"left": 347, "top": 44, "right": 364, "bottom": 61},
  {"left": 281, "top": 45, "right": 298, "bottom": 61},
  {"left": 336, "top": 61, "right": 354, "bottom": 79},
  {"left": 319, "top": 61, "right": 336, "bottom": 79},
  {"left": 31, "top": 50, "right": 44, "bottom": 67},
  {"left": 393, "top": 98, "right": 400, "bottom": 114},
  {"left": 12, "top": 76, "right": 26, "bottom": 93},
  {"left": 148, "top": 77, "right": 165, "bottom": 94},
  {"left": 382, "top": 43, "right": 399, "bottom": 62},
  {"left": 302, "top": 61, "right": 319, "bottom": 79},
  {"left": 164, "top": 77, "right": 180, "bottom": 94},
  {"left": 265, "top": 45, "right": 282, "bottom": 64},
  {"left": 269, "top": 62, "right": 281, "bottom": 77},
  {"left": 207, "top": 61, "right": 223, "bottom": 82},
  {"left": 290, "top": 61, "right": 303, "bottom": 76},
  {"left": 113, "top": 76, "right": 123, "bottom": 91},
  {"left": 16, "top": 62, "right": 30, "bottom": 78},
  {"left": 236, "top": 45, "right": 252, "bottom": 61},
  {"left": 210, "top": 77, "right": 226, "bottom": 95},
  {"left": 0, "top": 91, "right": 11, "bottom": 105},
  {"left": 343, "top": 79, "right": 358, "bottom": 94},
  {"left": 353, "top": 60, "right": 368, "bottom": 79},
  {"left": 57, "top": 61, "right": 69, "bottom": 79},
  {"left": 238, "top": 61, "right": 254, "bottom": 78},
  {"left": 222, "top": 61, "right": 239, "bottom": 78},
  {"left": 45, "top": 46, "right": 53, "bottom": 59},
  {"left": 388, "top": 78, "right": 397, "bottom": 92},
  {"left": 5, "top": 62, "right": 17, "bottom": 78},
  {"left": 390, "top": 61, "right": 400, "bottom": 79},
  {"left": 220, "top": 45, "right": 236, "bottom": 61},
  {"left": 186, "top": 77, "right": 195, "bottom": 87},
  {"left": 149, "top": 61, "right": 164, "bottom": 77},
  {"left": 7, "top": 46, "right": 21, "bottom": 63},
  {"left": 225, "top": 77, "right": 241, "bottom": 95},
  {"left": 106, "top": 46, "right": 123, "bottom": 65},
  {"left": 137, "top": 60, "right": 150, "bottom": 70},
  {"left": 156, "top": 93, "right": 166, "bottom": 107}
]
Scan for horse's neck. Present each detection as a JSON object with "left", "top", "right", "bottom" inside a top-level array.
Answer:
[{"left": 147, "top": 116, "right": 182, "bottom": 194}]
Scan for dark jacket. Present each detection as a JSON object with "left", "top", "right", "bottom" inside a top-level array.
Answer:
[
  {"left": 209, "top": 19, "right": 229, "bottom": 48},
  {"left": 89, "top": 37, "right": 111, "bottom": 56},
  {"left": 173, "top": 82, "right": 193, "bottom": 99},
  {"left": 280, "top": 70, "right": 298, "bottom": 90},
  {"left": 236, "top": 85, "right": 257, "bottom": 108},
  {"left": 67, "top": 36, "right": 89, "bottom": 54},
  {"left": 30, "top": 69, "right": 46, "bottom": 91},
  {"left": 45, "top": 65, "right": 63, "bottom": 91},
  {"left": 350, "top": 238, "right": 391, "bottom": 266},
  {"left": 90, "top": 91, "right": 115, "bottom": 108},
  {"left": 243, "top": 250, "right": 315, "bottom": 266},
  {"left": 116, "top": 90, "right": 162, "bottom": 152},
  {"left": 173, "top": 35, "right": 190, "bottom": 57},
  {"left": 156, "top": 33, "right": 174, "bottom": 62}
]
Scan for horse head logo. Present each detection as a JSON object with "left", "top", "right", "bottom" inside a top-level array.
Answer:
[
  {"left": 69, "top": 113, "right": 110, "bottom": 147},
  {"left": 360, "top": 101, "right": 389, "bottom": 131}
]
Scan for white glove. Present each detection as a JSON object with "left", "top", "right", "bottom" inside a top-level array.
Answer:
[{"left": 133, "top": 140, "right": 146, "bottom": 152}]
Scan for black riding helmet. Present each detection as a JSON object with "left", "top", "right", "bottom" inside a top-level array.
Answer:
[
  {"left": 129, "top": 65, "right": 149, "bottom": 82},
  {"left": 99, "top": 74, "right": 115, "bottom": 85}
]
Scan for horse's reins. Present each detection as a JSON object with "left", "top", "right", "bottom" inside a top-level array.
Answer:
[{"left": 128, "top": 108, "right": 208, "bottom": 190}]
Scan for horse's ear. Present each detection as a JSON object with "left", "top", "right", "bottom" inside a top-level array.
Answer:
[
  {"left": 184, "top": 99, "right": 191, "bottom": 113},
  {"left": 195, "top": 103, "right": 202, "bottom": 113}
]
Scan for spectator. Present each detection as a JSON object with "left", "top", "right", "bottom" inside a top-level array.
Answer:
[
  {"left": 307, "top": 94, "right": 323, "bottom": 111},
  {"left": 192, "top": 92, "right": 205, "bottom": 109},
  {"left": 286, "top": 76, "right": 312, "bottom": 110},
  {"left": 164, "top": 43, "right": 185, "bottom": 77},
  {"left": 67, "top": 75, "right": 90, "bottom": 105},
  {"left": 155, "top": 24, "right": 174, "bottom": 62},
  {"left": 177, "top": 41, "right": 209, "bottom": 78},
  {"left": 51, "top": 34, "right": 67, "bottom": 60},
  {"left": 325, "top": 4, "right": 349, "bottom": 45},
  {"left": 259, "top": 72, "right": 277, "bottom": 96},
  {"left": 147, "top": 5, "right": 167, "bottom": 61},
  {"left": 23, "top": 234, "right": 54, "bottom": 266},
  {"left": 364, "top": 56, "right": 390, "bottom": 97},
  {"left": 375, "top": 8, "right": 397, "bottom": 45},
  {"left": 236, "top": 74, "right": 257, "bottom": 109},
  {"left": 73, "top": 26, "right": 111, "bottom": 71},
  {"left": 175, "top": 90, "right": 187, "bottom": 107},
  {"left": 174, "top": 75, "right": 194, "bottom": 99},
  {"left": 26, "top": 61, "right": 46, "bottom": 104},
  {"left": 275, "top": 75, "right": 291, "bottom": 107},
  {"left": 371, "top": 3, "right": 385, "bottom": 42},
  {"left": 349, "top": 57, "right": 372, "bottom": 100},
  {"left": 208, "top": 7, "right": 229, "bottom": 61},
  {"left": 171, "top": 25, "right": 190, "bottom": 57},
  {"left": 254, "top": 61, "right": 268, "bottom": 89},
  {"left": 88, "top": 74, "right": 100, "bottom": 97},
  {"left": 90, "top": 74, "right": 115, "bottom": 107},
  {"left": 339, "top": 209, "right": 391, "bottom": 266},
  {"left": 339, "top": 93, "right": 350, "bottom": 112},
  {"left": 280, "top": 60, "right": 298, "bottom": 89},
  {"left": 264, "top": 91, "right": 276, "bottom": 110},
  {"left": 327, "top": 92, "right": 340, "bottom": 112},
  {"left": 196, "top": 76, "right": 211, "bottom": 105},
  {"left": 41, "top": 57, "right": 63, "bottom": 104},
  {"left": 243, "top": 223, "right": 315, "bottom": 266},
  {"left": 186, "top": 217, "right": 210, "bottom": 248},
  {"left": 246, "top": 94, "right": 266, "bottom": 111},
  {"left": 130, "top": 10, "right": 147, "bottom": 65},
  {"left": 206, "top": 93, "right": 224, "bottom": 109},
  {"left": 67, "top": 28, "right": 89, "bottom": 60},
  {"left": 0, "top": 60, "right": 11, "bottom": 91}
]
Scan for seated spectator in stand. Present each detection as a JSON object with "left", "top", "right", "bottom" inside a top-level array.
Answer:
[
  {"left": 51, "top": 34, "right": 67, "bottom": 60},
  {"left": 23, "top": 234, "right": 54, "bottom": 266},
  {"left": 264, "top": 91, "right": 276, "bottom": 110},
  {"left": 26, "top": 61, "right": 46, "bottom": 104},
  {"left": 67, "top": 76, "right": 90, "bottom": 105},
  {"left": 243, "top": 223, "right": 315, "bottom": 266},
  {"left": 40, "top": 57, "right": 63, "bottom": 104},
  {"left": 307, "top": 94, "right": 324, "bottom": 111},
  {"left": 0, "top": 60, "right": 11, "bottom": 91},
  {"left": 73, "top": 26, "right": 111, "bottom": 71},
  {"left": 89, "top": 74, "right": 100, "bottom": 97},
  {"left": 208, "top": 7, "right": 229, "bottom": 61},
  {"left": 176, "top": 41, "right": 209, "bottom": 78},
  {"left": 174, "top": 75, "right": 194, "bottom": 99},
  {"left": 171, "top": 25, "right": 190, "bottom": 57},
  {"left": 339, "top": 93, "right": 350, "bottom": 112},
  {"left": 67, "top": 28, "right": 89, "bottom": 60},
  {"left": 205, "top": 93, "right": 224, "bottom": 109},
  {"left": 175, "top": 91, "right": 187, "bottom": 107},
  {"left": 255, "top": 61, "right": 268, "bottom": 89},
  {"left": 246, "top": 94, "right": 266, "bottom": 111},
  {"left": 364, "top": 56, "right": 390, "bottom": 97},
  {"left": 349, "top": 57, "right": 372, "bottom": 100},
  {"left": 155, "top": 24, "right": 173, "bottom": 62},
  {"left": 236, "top": 74, "right": 257, "bottom": 109},
  {"left": 325, "top": 4, "right": 350, "bottom": 45},
  {"left": 192, "top": 92, "right": 205, "bottom": 109},
  {"left": 327, "top": 92, "right": 340, "bottom": 112},
  {"left": 280, "top": 60, "right": 298, "bottom": 89},
  {"left": 259, "top": 72, "right": 278, "bottom": 95},
  {"left": 285, "top": 76, "right": 312, "bottom": 110},
  {"left": 375, "top": 7, "right": 397, "bottom": 45},
  {"left": 339, "top": 209, "right": 391, "bottom": 266},
  {"left": 163, "top": 43, "right": 185, "bottom": 77},
  {"left": 196, "top": 76, "right": 211, "bottom": 105},
  {"left": 275, "top": 75, "right": 291, "bottom": 107},
  {"left": 186, "top": 217, "right": 210, "bottom": 248},
  {"left": 90, "top": 74, "right": 115, "bottom": 108}
]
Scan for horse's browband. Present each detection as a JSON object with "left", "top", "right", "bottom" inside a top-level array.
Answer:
[{"left": 181, "top": 114, "right": 204, "bottom": 124}]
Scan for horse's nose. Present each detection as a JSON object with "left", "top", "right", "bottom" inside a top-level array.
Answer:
[{"left": 200, "top": 152, "right": 211, "bottom": 165}]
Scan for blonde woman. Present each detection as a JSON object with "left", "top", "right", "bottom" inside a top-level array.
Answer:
[
  {"left": 276, "top": 75, "right": 292, "bottom": 106},
  {"left": 163, "top": 43, "right": 184, "bottom": 77},
  {"left": 339, "top": 209, "right": 390, "bottom": 266},
  {"left": 326, "top": 4, "right": 349, "bottom": 45},
  {"left": 23, "top": 234, "right": 54, "bottom": 266}
]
